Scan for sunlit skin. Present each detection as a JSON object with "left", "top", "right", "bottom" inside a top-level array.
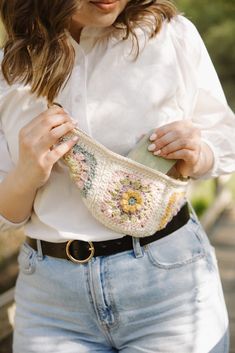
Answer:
[{"left": 69, "top": 0, "right": 129, "bottom": 42}]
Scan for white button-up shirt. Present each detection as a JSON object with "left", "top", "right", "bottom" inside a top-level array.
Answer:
[{"left": 0, "top": 15, "right": 235, "bottom": 241}]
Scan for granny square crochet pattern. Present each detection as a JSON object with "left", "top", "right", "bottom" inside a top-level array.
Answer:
[{"left": 59, "top": 128, "right": 189, "bottom": 237}]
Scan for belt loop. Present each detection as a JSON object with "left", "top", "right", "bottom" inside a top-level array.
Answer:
[
  {"left": 36, "top": 239, "right": 44, "bottom": 261},
  {"left": 132, "top": 237, "right": 144, "bottom": 258}
]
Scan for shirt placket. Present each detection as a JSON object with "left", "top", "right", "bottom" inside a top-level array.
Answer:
[{"left": 58, "top": 45, "right": 91, "bottom": 136}]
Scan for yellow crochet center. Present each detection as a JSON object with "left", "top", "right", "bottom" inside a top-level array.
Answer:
[{"left": 120, "top": 189, "right": 143, "bottom": 213}]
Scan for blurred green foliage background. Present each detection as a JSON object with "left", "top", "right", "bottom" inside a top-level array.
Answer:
[{"left": 176, "top": 0, "right": 235, "bottom": 109}]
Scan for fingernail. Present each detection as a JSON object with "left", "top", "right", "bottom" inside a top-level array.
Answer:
[
  {"left": 149, "top": 133, "right": 157, "bottom": 141},
  {"left": 154, "top": 150, "right": 161, "bottom": 155},
  {"left": 148, "top": 143, "right": 156, "bottom": 151},
  {"left": 72, "top": 120, "right": 79, "bottom": 126}
]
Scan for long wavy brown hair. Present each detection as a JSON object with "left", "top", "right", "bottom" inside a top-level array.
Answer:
[{"left": 0, "top": 0, "right": 178, "bottom": 104}]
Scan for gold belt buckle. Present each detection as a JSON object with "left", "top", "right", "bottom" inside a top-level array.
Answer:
[{"left": 66, "top": 240, "right": 95, "bottom": 264}]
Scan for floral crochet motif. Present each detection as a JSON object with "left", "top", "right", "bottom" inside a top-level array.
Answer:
[
  {"left": 120, "top": 189, "right": 143, "bottom": 213},
  {"left": 101, "top": 171, "right": 154, "bottom": 230}
]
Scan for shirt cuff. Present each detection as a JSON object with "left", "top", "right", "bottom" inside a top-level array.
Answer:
[{"left": 196, "top": 138, "right": 219, "bottom": 179}]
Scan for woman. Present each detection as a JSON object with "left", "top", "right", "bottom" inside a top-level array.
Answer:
[{"left": 0, "top": 0, "right": 234, "bottom": 352}]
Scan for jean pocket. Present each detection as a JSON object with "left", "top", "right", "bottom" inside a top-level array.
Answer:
[
  {"left": 145, "top": 217, "right": 206, "bottom": 269},
  {"left": 17, "top": 242, "right": 37, "bottom": 275}
]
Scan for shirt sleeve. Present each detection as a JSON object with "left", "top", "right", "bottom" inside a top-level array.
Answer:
[
  {"left": 0, "top": 124, "right": 15, "bottom": 182},
  {"left": 173, "top": 16, "right": 235, "bottom": 179},
  {"left": 0, "top": 80, "right": 30, "bottom": 230}
]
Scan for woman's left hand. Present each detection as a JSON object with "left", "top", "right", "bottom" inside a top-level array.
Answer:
[{"left": 148, "top": 120, "right": 214, "bottom": 178}]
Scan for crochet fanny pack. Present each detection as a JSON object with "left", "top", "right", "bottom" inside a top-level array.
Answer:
[{"left": 59, "top": 128, "right": 189, "bottom": 237}]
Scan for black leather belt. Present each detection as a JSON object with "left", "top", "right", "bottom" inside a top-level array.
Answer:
[{"left": 26, "top": 203, "right": 190, "bottom": 264}]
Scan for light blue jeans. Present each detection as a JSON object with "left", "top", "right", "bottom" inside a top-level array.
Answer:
[{"left": 13, "top": 214, "right": 229, "bottom": 353}]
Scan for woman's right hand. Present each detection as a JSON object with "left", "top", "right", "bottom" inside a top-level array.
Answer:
[{"left": 15, "top": 105, "right": 79, "bottom": 191}]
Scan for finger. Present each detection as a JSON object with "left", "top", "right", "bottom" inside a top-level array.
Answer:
[
  {"left": 23, "top": 113, "right": 76, "bottom": 144},
  {"left": 36, "top": 121, "right": 78, "bottom": 151},
  {"left": 160, "top": 149, "right": 200, "bottom": 165},
  {"left": 156, "top": 138, "right": 199, "bottom": 156},
  {"left": 155, "top": 120, "right": 196, "bottom": 139},
  {"left": 22, "top": 106, "right": 65, "bottom": 131},
  {"left": 148, "top": 131, "right": 179, "bottom": 152},
  {"left": 149, "top": 125, "right": 200, "bottom": 152},
  {"left": 46, "top": 135, "right": 80, "bottom": 165},
  {"left": 46, "top": 105, "right": 65, "bottom": 115},
  {"left": 37, "top": 111, "right": 75, "bottom": 131},
  {"left": 21, "top": 104, "right": 73, "bottom": 135},
  {"left": 46, "top": 105, "right": 75, "bottom": 121}
]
